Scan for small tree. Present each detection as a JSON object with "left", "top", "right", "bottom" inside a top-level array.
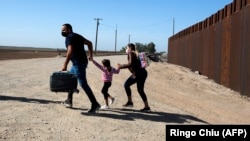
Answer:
[
  {"left": 147, "top": 42, "right": 156, "bottom": 53},
  {"left": 120, "top": 42, "right": 156, "bottom": 53}
]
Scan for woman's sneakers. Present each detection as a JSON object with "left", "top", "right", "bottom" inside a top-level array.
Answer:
[
  {"left": 122, "top": 101, "right": 134, "bottom": 107},
  {"left": 123, "top": 102, "right": 151, "bottom": 112},
  {"left": 140, "top": 107, "right": 151, "bottom": 112}
]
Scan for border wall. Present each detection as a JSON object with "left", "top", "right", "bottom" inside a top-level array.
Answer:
[{"left": 168, "top": 0, "right": 250, "bottom": 97}]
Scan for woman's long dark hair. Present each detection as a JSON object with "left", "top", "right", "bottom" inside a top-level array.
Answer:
[
  {"left": 127, "top": 43, "right": 135, "bottom": 51},
  {"left": 127, "top": 43, "right": 138, "bottom": 56}
]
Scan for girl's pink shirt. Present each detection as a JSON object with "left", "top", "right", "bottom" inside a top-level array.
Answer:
[{"left": 93, "top": 60, "right": 120, "bottom": 82}]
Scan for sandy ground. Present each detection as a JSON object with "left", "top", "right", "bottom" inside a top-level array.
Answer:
[{"left": 0, "top": 55, "right": 250, "bottom": 141}]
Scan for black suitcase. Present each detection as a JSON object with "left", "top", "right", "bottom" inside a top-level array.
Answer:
[{"left": 50, "top": 71, "right": 78, "bottom": 93}]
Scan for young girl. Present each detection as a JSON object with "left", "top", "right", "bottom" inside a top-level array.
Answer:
[{"left": 92, "top": 58, "right": 120, "bottom": 110}]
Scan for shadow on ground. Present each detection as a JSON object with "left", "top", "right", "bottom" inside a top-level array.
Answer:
[
  {"left": 0, "top": 95, "right": 208, "bottom": 124},
  {"left": 81, "top": 108, "right": 209, "bottom": 124},
  {"left": 0, "top": 95, "right": 61, "bottom": 104}
]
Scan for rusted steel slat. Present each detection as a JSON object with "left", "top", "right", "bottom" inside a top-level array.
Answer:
[
  {"left": 240, "top": 4, "right": 250, "bottom": 97},
  {"left": 214, "top": 23, "right": 222, "bottom": 84},
  {"left": 229, "top": 9, "right": 242, "bottom": 92},
  {"left": 220, "top": 17, "right": 231, "bottom": 88}
]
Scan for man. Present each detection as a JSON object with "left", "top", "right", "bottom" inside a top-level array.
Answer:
[{"left": 61, "top": 23, "right": 100, "bottom": 113}]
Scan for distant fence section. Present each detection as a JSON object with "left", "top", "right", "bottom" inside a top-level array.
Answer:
[{"left": 168, "top": 0, "right": 250, "bottom": 97}]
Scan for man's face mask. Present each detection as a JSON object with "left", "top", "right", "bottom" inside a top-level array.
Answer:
[{"left": 61, "top": 32, "right": 68, "bottom": 37}]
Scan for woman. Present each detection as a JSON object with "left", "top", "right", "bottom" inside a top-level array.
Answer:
[{"left": 118, "top": 43, "right": 150, "bottom": 112}]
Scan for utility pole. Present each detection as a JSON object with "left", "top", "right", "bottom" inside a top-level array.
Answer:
[
  {"left": 115, "top": 24, "right": 117, "bottom": 53},
  {"left": 173, "top": 18, "right": 175, "bottom": 35},
  {"left": 94, "top": 18, "right": 102, "bottom": 54},
  {"left": 128, "top": 34, "right": 130, "bottom": 43}
]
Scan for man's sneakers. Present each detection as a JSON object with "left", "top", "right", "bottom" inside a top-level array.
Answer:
[
  {"left": 63, "top": 99, "right": 101, "bottom": 114},
  {"left": 122, "top": 101, "right": 134, "bottom": 107},
  {"left": 88, "top": 103, "right": 101, "bottom": 113},
  {"left": 62, "top": 99, "right": 72, "bottom": 108}
]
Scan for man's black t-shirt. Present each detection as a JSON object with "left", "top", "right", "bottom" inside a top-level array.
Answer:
[{"left": 65, "top": 32, "right": 87, "bottom": 65}]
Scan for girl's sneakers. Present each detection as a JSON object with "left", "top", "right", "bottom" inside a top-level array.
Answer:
[
  {"left": 109, "top": 98, "right": 115, "bottom": 105},
  {"left": 100, "top": 105, "right": 109, "bottom": 110}
]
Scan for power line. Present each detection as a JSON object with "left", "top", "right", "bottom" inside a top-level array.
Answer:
[
  {"left": 115, "top": 24, "right": 117, "bottom": 53},
  {"left": 100, "top": 19, "right": 173, "bottom": 30}
]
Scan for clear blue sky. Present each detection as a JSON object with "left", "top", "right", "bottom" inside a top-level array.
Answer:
[{"left": 0, "top": 0, "right": 232, "bottom": 52}]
